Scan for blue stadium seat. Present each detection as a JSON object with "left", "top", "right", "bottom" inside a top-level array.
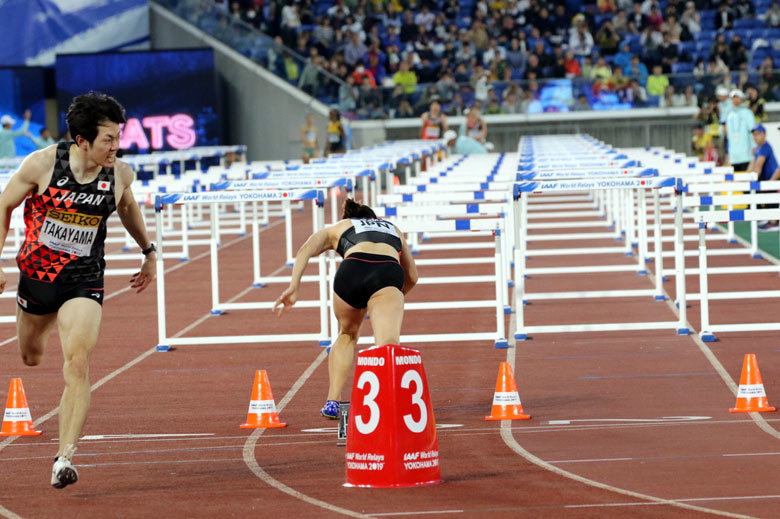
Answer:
[{"left": 671, "top": 62, "right": 694, "bottom": 74}]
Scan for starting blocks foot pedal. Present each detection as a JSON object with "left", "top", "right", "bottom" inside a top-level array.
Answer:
[
  {"left": 337, "top": 402, "right": 350, "bottom": 445},
  {"left": 345, "top": 345, "right": 441, "bottom": 488}
]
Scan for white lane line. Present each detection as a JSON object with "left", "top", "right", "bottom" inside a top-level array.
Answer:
[
  {"left": 550, "top": 457, "right": 634, "bottom": 464},
  {"left": 367, "top": 510, "right": 464, "bottom": 517},
  {"left": 0, "top": 220, "right": 283, "bottom": 519},
  {"left": 548, "top": 416, "right": 711, "bottom": 425},
  {"left": 79, "top": 433, "right": 215, "bottom": 440},
  {"left": 505, "top": 288, "right": 758, "bottom": 519}
]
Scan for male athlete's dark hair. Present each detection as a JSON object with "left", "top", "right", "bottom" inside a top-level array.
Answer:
[
  {"left": 66, "top": 92, "right": 126, "bottom": 145},
  {"left": 342, "top": 198, "right": 377, "bottom": 219}
]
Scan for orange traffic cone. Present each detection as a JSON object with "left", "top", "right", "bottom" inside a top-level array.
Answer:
[
  {"left": 240, "top": 370, "right": 286, "bottom": 428},
  {"left": 1, "top": 378, "right": 42, "bottom": 436},
  {"left": 730, "top": 354, "right": 776, "bottom": 413},
  {"left": 485, "top": 362, "right": 531, "bottom": 420}
]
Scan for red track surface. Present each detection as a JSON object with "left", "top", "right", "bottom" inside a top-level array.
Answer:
[{"left": 1, "top": 191, "right": 779, "bottom": 519}]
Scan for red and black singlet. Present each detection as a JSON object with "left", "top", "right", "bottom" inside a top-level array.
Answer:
[
  {"left": 421, "top": 114, "right": 443, "bottom": 140},
  {"left": 17, "top": 142, "right": 117, "bottom": 283}
]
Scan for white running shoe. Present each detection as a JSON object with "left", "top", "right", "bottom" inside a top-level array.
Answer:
[{"left": 51, "top": 445, "right": 78, "bottom": 489}]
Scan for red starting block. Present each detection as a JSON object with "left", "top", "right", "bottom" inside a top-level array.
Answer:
[{"left": 345, "top": 344, "right": 441, "bottom": 488}]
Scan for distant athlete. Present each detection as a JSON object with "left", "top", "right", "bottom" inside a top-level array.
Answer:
[
  {"left": 0, "top": 92, "right": 156, "bottom": 489},
  {"left": 274, "top": 199, "right": 418, "bottom": 419},
  {"left": 420, "top": 99, "right": 448, "bottom": 140}
]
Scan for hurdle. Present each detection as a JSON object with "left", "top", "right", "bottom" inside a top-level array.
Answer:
[
  {"left": 210, "top": 177, "right": 352, "bottom": 286},
  {"left": 342, "top": 217, "right": 509, "bottom": 348},
  {"left": 687, "top": 185, "right": 780, "bottom": 341},
  {"left": 512, "top": 176, "right": 688, "bottom": 339},
  {"left": 153, "top": 189, "right": 329, "bottom": 352}
]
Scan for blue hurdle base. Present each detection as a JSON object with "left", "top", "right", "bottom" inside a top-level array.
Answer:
[
  {"left": 645, "top": 257, "right": 653, "bottom": 263},
  {"left": 252, "top": 282, "right": 265, "bottom": 288},
  {"left": 637, "top": 270, "right": 648, "bottom": 275},
  {"left": 319, "top": 339, "right": 331, "bottom": 347},
  {"left": 508, "top": 280, "right": 514, "bottom": 288},
  {"left": 412, "top": 250, "right": 419, "bottom": 255},
  {"left": 238, "top": 233, "right": 246, "bottom": 237},
  {"left": 421, "top": 236, "right": 430, "bottom": 242},
  {"left": 752, "top": 253, "right": 763, "bottom": 259},
  {"left": 625, "top": 251, "right": 635, "bottom": 257},
  {"left": 122, "top": 246, "right": 131, "bottom": 252},
  {"left": 285, "top": 262, "right": 294, "bottom": 267},
  {"left": 662, "top": 276, "right": 669, "bottom": 282},
  {"left": 156, "top": 345, "right": 170, "bottom": 352},
  {"left": 699, "top": 331, "right": 716, "bottom": 342},
  {"left": 514, "top": 333, "right": 528, "bottom": 341},
  {"left": 677, "top": 328, "right": 690, "bottom": 335},
  {"left": 728, "top": 239, "right": 738, "bottom": 244},
  {"left": 494, "top": 339, "right": 509, "bottom": 349},
  {"left": 654, "top": 295, "right": 666, "bottom": 301},
  {"left": 210, "top": 309, "right": 223, "bottom": 315},
  {"left": 503, "top": 306, "right": 512, "bottom": 314},
  {"left": 179, "top": 257, "right": 189, "bottom": 262}
]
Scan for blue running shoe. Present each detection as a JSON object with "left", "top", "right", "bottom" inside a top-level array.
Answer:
[{"left": 321, "top": 400, "right": 339, "bottom": 419}]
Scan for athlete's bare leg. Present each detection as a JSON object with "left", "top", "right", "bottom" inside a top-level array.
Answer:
[
  {"left": 16, "top": 307, "right": 57, "bottom": 366},
  {"left": 327, "top": 292, "right": 366, "bottom": 401},
  {"left": 55, "top": 298, "right": 102, "bottom": 458},
  {"left": 366, "top": 286, "right": 404, "bottom": 346}
]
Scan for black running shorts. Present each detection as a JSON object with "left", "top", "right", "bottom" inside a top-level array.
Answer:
[
  {"left": 333, "top": 252, "right": 404, "bottom": 309},
  {"left": 16, "top": 276, "right": 104, "bottom": 315}
]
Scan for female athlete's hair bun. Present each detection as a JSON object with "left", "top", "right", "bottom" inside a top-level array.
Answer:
[{"left": 342, "top": 198, "right": 377, "bottom": 219}]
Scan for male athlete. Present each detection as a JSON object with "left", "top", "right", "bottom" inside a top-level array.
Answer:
[{"left": 0, "top": 92, "right": 156, "bottom": 488}]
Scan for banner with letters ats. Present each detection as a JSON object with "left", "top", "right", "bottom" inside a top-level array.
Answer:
[{"left": 0, "top": 0, "right": 149, "bottom": 66}]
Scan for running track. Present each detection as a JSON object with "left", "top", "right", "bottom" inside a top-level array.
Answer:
[{"left": 0, "top": 188, "right": 779, "bottom": 519}]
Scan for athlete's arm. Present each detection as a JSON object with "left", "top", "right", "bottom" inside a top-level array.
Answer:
[
  {"left": 420, "top": 112, "right": 428, "bottom": 138},
  {"left": 114, "top": 162, "right": 156, "bottom": 293},
  {"left": 396, "top": 226, "right": 418, "bottom": 295},
  {"left": 441, "top": 114, "right": 449, "bottom": 132},
  {"left": 274, "top": 222, "right": 341, "bottom": 315},
  {"left": 479, "top": 118, "right": 487, "bottom": 143},
  {"left": 0, "top": 147, "right": 51, "bottom": 293}
]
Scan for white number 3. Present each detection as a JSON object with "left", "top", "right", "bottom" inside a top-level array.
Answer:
[{"left": 401, "top": 370, "right": 427, "bottom": 433}]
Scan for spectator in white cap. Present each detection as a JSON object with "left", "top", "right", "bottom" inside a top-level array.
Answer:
[
  {"left": 724, "top": 89, "right": 755, "bottom": 170},
  {"left": 443, "top": 129, "right": 489, "bottom": 155},
  {"left": 0, "top": 110, "right": 31, "bottom": 158}
]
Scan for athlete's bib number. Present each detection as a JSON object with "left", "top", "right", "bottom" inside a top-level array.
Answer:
[
  {"left": 351, "top": 219, "right": 400, "bottom": 237},
  {"left": 353, "top": 369, "right": 427, "bottom": 435},
  {"left": 328, "top": 132, "right": 341, "bottom": 143},
  {"left": 39, "top": 209, "right": 101, "bottom": 257}
]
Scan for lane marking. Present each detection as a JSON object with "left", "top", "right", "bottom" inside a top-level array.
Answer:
[
  {"left": 548, "top": 416, "right": 711, "bottom": 425},
  {"left": 367, "top": 511, "right": 464, "bottom": 517},
  {"left": 505, "top": 281, "right": 758, "bottom": 519},
  {"left": 79, "top": 433, "right": 215, "bottom": 441}
]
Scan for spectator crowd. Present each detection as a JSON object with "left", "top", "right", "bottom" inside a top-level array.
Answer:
[{"left": 174, "top": 0, "right": 780, "bottom": 123}]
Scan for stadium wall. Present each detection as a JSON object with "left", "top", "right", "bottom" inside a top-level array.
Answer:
[{"left": 149, "top": 1, "right": 329, "bottom": 161}]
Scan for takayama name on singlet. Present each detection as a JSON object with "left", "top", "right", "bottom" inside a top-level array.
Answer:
[{"left": 39, "top": 209, "right": 102, "bottom": 257}]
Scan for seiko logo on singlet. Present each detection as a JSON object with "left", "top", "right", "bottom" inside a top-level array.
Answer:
[
  {"left": 39, "top": 209, "right": 102, "bottom": 257},
  {"left": 53, "top": 190, "right": 107, "bottom": 206}
]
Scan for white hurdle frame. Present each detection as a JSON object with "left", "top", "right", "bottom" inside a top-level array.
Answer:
[
  {"left": 512, "top": 176, "right": 689, "bottom": 340},
  {"left": 690, "top": 189, "right": 780, "bottom": 341},
  {"left": 153, "top": 189, "right": 329, "bottom": 352}
]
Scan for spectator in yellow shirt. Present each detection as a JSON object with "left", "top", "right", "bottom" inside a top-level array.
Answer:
[
  {"left": 393, "top": 61, "right": 418, "bottom": 96},
  {"left": 646, "top": 65, "right": 669, "bottom": 96}
]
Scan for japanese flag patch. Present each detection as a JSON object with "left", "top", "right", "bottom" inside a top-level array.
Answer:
[
  {"left": 98, "top": 180, "right": 110, "bottom": 191},
  {"left": 17, "top": 296, "right": 27, "bottom": 308}
]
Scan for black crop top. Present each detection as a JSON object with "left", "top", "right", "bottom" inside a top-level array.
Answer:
[{"left": 336, "top": 219, "right": 403, "bottom": 258}]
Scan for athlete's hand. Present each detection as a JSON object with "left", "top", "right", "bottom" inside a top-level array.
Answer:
[
  {"left": 273, "top": 285, "right": 298, "bottom": 316},
  {"left": 0, "top": 268, "right": 5, "bottom": 294},
  {"left": 130, "top": 256, "right": 156, "bottom": 293}
]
